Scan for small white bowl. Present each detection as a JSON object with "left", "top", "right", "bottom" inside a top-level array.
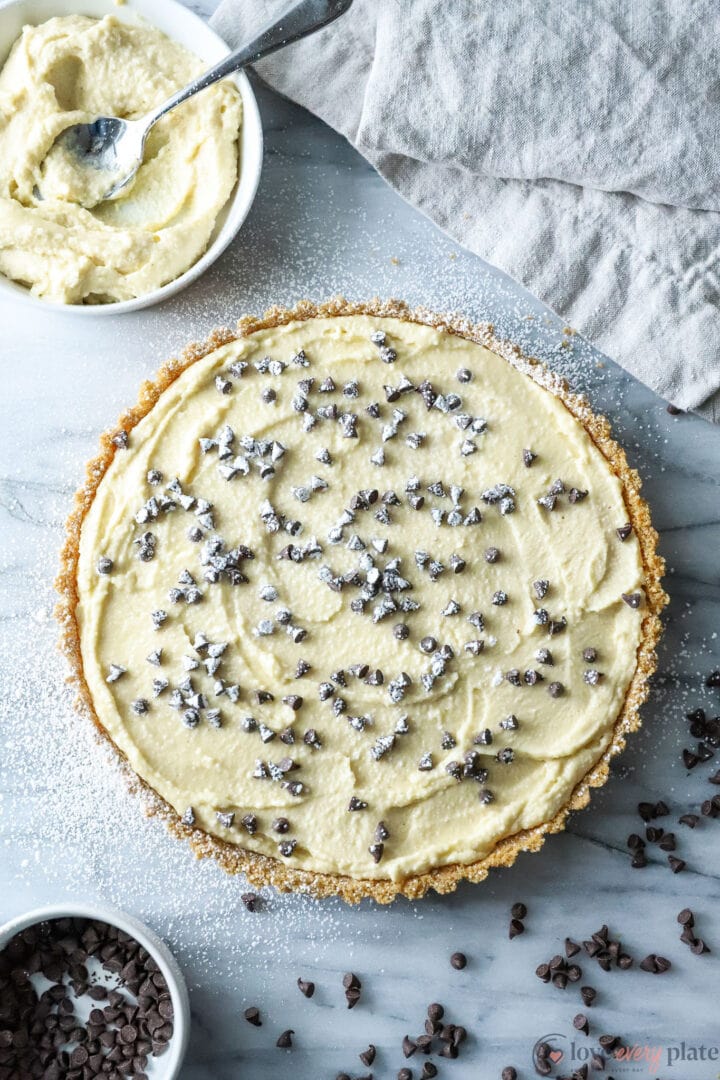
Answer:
[
  {"left": 0, "top": 902, "right": 191, "bottom": 1078},
  {"left": 0, "top": 0, "right": 263, "bottom": 314}
]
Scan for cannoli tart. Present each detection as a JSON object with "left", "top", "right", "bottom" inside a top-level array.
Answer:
[{"left": 57, "top": 299, "right": 667, "bottom": 903}]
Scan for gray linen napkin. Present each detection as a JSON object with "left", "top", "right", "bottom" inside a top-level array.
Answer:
[{"left": 212, "top": 0, "right": 720, "bottom": 420}]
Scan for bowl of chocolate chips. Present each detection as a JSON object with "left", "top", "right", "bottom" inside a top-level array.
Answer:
[{"left": 0, "top": 903, "right": 190, "bottom": 1079}]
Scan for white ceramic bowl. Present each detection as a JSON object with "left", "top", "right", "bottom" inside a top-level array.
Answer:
[
  {"left": 0, "top": 902, "right": 191, "bottom": 1078},
  {"left": 0, "top": 0, "right": 263, "bottom": 314}
]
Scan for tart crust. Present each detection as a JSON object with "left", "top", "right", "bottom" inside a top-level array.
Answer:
[{"left": 56, "top": 298, "right": 668, "bottom": 904}]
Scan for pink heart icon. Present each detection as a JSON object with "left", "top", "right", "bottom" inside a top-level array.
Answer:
[{"left": 549, "top": 1049, "right": 564, "bottom": 1063}]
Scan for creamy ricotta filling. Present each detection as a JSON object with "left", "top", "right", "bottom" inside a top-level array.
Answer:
[
  {"left": 0, "top": 15, "right": 241, "bottom": 303},
  {"left": 76, "top": 315, "right": 645, "bottom": 881}
]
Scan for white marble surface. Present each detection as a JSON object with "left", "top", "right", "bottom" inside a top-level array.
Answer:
[{"left": 2, "top": 46, "right": 720, "bottom": 1080}]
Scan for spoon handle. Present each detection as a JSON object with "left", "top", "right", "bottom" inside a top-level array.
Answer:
[{"left": 146, "top": 0, "right": 353, "bottom": 126}]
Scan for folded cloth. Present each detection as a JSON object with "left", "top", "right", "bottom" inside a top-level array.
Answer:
[{"left": 212, "top": 0, "right": 720, "bottom": 420}]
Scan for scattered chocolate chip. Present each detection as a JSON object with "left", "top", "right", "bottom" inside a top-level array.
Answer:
[
  {"left": 450, "top": 952, "right": 467, "bottom": 970},
  {"left": 359, "top": 1045, "right": 376, "bottom": 1066},
  {"left": 573, "top": 1013, "right": 589, "bottom": 1035},
  {"left": 276, "top": 1029, "right": 294, "bottom": 1048},
  {"left": 297, "top": 978, "right": 315, "bottom": 998},
  {"left": 403, "top": 1035, "right": 418, "bottom": 1058},
  {"left": 244, "top": 1006, "right": 261, "bottom": 1026},
  {"left": 375, "top": 821, "right": 390, "bottom": 842},
  {"left": 639, "top": 954, "right": 672, "bottom": 974}
]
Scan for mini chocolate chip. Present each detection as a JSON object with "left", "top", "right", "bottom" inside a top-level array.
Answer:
[
  {"left": 369, "top": 842, "right": 384, "bottom": 863},
  {"left": 244, "top": 1007, "right": 261, "bottom": 1026},
  {"left": 403, "top": 1035, "right": 417, "bottom": 1058},
  {"left": 450, "top": 951, "right": 467, "bottom": 970},
  {"left": 573, "top": 1013, "right": 589, "bottom": 1035},
  {"left": 359, "top": 1045, "right": 376, "bottom": 1066},
  {"left": 276, "top": 1029, "right": 294, "bottom": 1048}
]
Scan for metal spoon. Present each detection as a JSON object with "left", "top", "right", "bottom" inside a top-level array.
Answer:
[{"left": 43, "top": 0, "right": 353, "bottom": 207}]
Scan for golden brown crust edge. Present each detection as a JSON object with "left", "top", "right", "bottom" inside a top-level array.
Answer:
[{"left": 55, "top": 297, "right": 668, "bottom": 905}]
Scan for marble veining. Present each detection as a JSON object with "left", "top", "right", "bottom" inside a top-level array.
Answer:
[{"left": 0, "top": 19, "right": 719, "bottom": 1078}]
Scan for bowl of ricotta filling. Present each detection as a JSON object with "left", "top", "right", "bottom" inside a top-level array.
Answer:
[{"left": 0, "top": 0, "right": 263, "bottom": 311}]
